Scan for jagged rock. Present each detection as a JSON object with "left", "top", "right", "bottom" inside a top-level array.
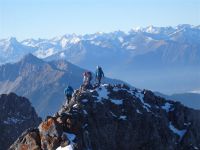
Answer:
[
  {"left": 39, "top": 117, "right": 63, "bottom": 150},
  {"left": 9, "top": 84, "right": 200, "bottom": 150},
  {"left": 9, "top": 128, "right": 41, "bottom": 150},
  {"left": 0, "top": 93, "right": 41, "bottom": 150}
]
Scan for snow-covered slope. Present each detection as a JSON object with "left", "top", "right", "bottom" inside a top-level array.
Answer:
[
  {"left": 1, "top": 24, "right": 199, "bottom": 65},
  {"left": 0, "top": 37, "right": 36, "bottom": 64}
]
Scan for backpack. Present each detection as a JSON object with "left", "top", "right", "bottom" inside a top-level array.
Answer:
[
  {"left": 83, "top": 71, "right": 92, "bottom": 80},
  {"left": 64, "top": 86, "right": 74, "bottom": 96}
]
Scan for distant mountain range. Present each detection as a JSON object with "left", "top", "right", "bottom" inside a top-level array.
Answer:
[
  {"left": 0, "top": 24, "right": 200, "bottom": 94},
  {"left": 0, "top": 54, "right": 123, "bottom": 118},
  {"left": 155, "top": 92, "right": 200, "bottom": 110}
]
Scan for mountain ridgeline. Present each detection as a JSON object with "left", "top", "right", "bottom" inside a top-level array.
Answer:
[
  {"left": 0, "top": 54, "right": 124, "bottom": 118},
  {"left": 0, "top": 24, "right": 200, "bottom": 93},
  {"left": 155, "top": 92, "right": 200, "bottom": 110},
  {"left": 10, "top": 84, "right": 200, "bottom": 150}
]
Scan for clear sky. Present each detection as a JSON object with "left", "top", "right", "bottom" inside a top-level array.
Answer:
[{"left": 0, "top": 0, "right": 199, "bottom": 40}]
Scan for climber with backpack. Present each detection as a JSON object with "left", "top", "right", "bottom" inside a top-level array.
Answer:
[
  {"left": 95, "top": 65, "right": 104, "bottom": 86},
  {"left": 64, "top": 85, "right": 74, "bottom": 104},
  {"left": 83, "top": 71, "right": 92, "bottom": 85},
  {"left": 82, "top": 71, "right": 93, "bottom": 89}
]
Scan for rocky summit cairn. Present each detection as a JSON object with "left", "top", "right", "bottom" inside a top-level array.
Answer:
[
  {"left": 9, "top": 84, "right": 200, "bottom": 150},
  {"left": 0, "top": 93, "right": 41, "bottom": 150}
]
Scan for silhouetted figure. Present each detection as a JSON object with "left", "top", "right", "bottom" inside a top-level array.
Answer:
[
  {"left": 82, "top": 71, "right": 93, "bottom": 89},
  {"left": 95, "top": 66, "right": 104, "bottom": 86},
  {"left": 64, "top": 85, "right": 74, "bottom": 104}
]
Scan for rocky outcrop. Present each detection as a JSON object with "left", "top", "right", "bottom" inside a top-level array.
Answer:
[
  {"left": 10, "top": 84, "right": 200, "bottom": 150},
  {"left": 0, "top": 93, "right": 41, "bottom": 150}
]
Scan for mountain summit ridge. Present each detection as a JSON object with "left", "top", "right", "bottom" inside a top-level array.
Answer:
[{"left": 9, "top": 84, "right": 200, "bottom": 150}]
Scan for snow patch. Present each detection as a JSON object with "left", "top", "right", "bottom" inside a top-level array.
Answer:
[
  {"left": 119, "top": 115, "right": 127, "bottom": 120},
  {"left": 135, "top": 92, "right": 144, "bottom": 101},
  {"left": 136, "top": 109, "right": 142, "bottom": 114},
  {"left": 110, "top": 111, "right": 117, "bottom": 117},
  {"left": 193, "top": 146, "right": 199, "bottom": 150},
  {"left": 112, "top": 87, "right": 120, "bottom": 92},
  {"left": 66, "top": 133, "right": 76, "bottom": 142},
  {"left": 110, "top": 99, "right": 123, "bottom": 105},
  {"left": 184, "top": 122, "right": 191, "bottom": 126},
  {"left": 135, "top": 91, "right": 151, "bottom": 112},
  {"left": 72, "top": 104, "right": 78, "bottom": 108},
  {"left": 82, "top": 123, "right": 88, "bottom": 129},
  {"left": 118, "top": 37, "right": 124, "bottom": 43},
  {"left": 90, "top": 41, "right": 101, "bottom": 46},
  {"left": 70, "top": 37, "right": 80, "bottom": 44},
  {"left": 83, "top": 110, "right": 88, "bottom": 115},
  {"left": 81, "top": 99, "right": 88, "bottom": 103},
  {"left": 162, "top": 102, "right": 172, "bottom": 112},
  {"left": 35, "top": 48, "right": 56, "bottom": 58},
  {"left": 61, "top": 38, "right": 69, "bottom": 48},
  {"left": 169, "top": 122, "right": 187, "bottom": 141},
  {"left": 56, "top": 145, "right": 73, "bottom": 150},
  {"left": 112, "top": 86, "right": 129, "bottom": 92},
  {"left": 126, "top": 45, "right": 136, "bottom": 50},
  {"left": 56, "top": 132, "right": 76, "bottom": 150},
  {"left": 60, "top": 52, "right": 66, "bottom": 58},
  {"left": 4, "top": 117, "right": 24, "bottom": 124},
  {"left": 97, "top": 86, "right": 109, "bottom": 101},
  {"left": 189, "top": 89, "right": 200, "bottom": 94}
]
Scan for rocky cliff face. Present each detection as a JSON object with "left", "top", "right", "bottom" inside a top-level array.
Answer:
[
  {"left": 0, "top": 93, "right": 41, "bottom": 150},
  {"left": 10, "top": 84, "right": 200, "bottom": 150}
]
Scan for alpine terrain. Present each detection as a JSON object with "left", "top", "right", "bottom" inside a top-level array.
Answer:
[
  {"left": 0, "top": 24, "right": 200, "bottom": 94},
  {"left": 10, "top": 84, "right": 200, "bottom": 150},
  {"left": 0, "top": 54, "right": 124, "bottom": 118}
]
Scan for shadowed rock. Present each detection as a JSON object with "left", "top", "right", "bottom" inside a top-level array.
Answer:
[{"left": 0, "top": 93, "right": 41, "bottom": 150}]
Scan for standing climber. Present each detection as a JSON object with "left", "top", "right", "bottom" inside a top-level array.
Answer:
[
  {"left": 64, "top": 85, "right": 74, "bottom": 104},
  {"left": 95, "top": 65, "right": 104, "bottom": 86},
  {"left": 83, "top": 71, "right": 92, "bottom": 85},
  {"left": 82, "top": 71, "right": 93, "bottom": 89}
]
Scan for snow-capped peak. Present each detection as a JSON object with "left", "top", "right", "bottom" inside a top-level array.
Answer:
[
  {"left": 131, "top": 26, "right": 143, "bottom": 32},
  {"left": 70, "top": 37, "right": 81, "bottom": 44},
  {"left": 0, "top": 37, "right": 20, "bottom": 52},
  {"left": 145, "top": 25, "right": 160, "bottom": 33}
]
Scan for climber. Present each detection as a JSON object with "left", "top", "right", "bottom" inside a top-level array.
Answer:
[
  {"left": 64, "top": 85, "right": 74, "bottom": 104},
  {"left": 83, "top": 71, "right": 92, "bottom": 85},
  {"left": 95, "top": 65, "right": 104, "bottom": 86},
  {"left": 82, "top": 71, "right": 93, "bottom": 90}
]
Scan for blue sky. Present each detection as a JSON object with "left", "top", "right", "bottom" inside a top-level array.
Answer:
[{"left": 0, "top": 0, "right": 199, "bottom": 40}]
